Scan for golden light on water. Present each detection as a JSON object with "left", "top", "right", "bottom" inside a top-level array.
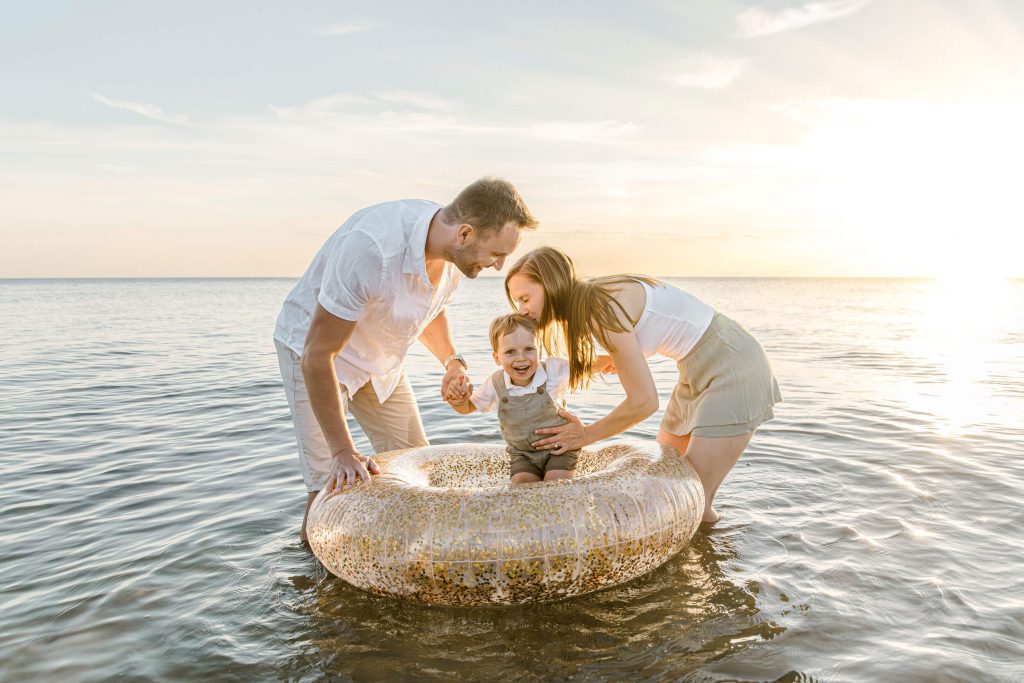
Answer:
[{"left": 908, "top": 274, "right": 1016, "bottom": 434}]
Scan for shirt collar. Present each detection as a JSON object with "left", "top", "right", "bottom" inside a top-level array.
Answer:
[
  {"left": 504, "top": 361, "right": 548, "bottom": 391},
  {"left": 403, "top": 205, "right": 441, "bottom": 287}
]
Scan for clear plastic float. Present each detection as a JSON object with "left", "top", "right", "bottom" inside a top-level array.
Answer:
[{"left": 307, "top": 440, "right": 705, "bottom": 606}]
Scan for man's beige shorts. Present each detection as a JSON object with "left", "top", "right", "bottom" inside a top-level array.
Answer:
[{"left": 275, "top": 340, "right": 428, "bottom": 492}]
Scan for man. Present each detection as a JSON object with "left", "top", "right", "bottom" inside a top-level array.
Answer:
[{"left": 274, "top": 177, "right": 538, "bottom": 542}]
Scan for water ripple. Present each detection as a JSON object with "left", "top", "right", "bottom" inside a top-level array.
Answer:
[{"left": 2, "top": 278, "right": 1023, "bottom": 682}]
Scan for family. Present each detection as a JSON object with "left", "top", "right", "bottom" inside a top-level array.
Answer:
[{"left": 273, "top": 178, "right": 781, "bottom": 543}]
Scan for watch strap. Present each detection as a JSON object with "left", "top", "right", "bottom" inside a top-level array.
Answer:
[{"left": 443, "top": 353, "right": 468, "bottom": 371}]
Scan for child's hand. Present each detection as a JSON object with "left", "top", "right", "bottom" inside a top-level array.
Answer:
[
  {"left": 593, "top": 354, "right": 617, "bottom": 374},
  {"left": 444, "top": 377, "right": 472, "bottom": 404}
]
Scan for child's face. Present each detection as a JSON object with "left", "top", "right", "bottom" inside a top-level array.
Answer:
[{"left": 493, "top": 326, "right": 540, "bottom": 386}]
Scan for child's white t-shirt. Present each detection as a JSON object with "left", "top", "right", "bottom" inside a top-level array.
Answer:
[{"left": 469, "top": 357, "right": 571, "bottom": 413}]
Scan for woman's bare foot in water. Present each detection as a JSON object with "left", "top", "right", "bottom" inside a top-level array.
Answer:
[{"left": 701, "top": 506, "right": 721, "bottom": 525}]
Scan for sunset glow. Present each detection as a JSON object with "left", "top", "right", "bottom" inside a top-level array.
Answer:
[{"left": 2, "top": 2, "right": 1023, "bottom": 277}]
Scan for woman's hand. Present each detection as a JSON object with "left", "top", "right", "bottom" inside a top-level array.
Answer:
[
  {"left": 592, "top": 354, "right": 617, "bottom": 374},
  {"left": 532, "top": 408, "right": 588, "bottom": 455}
]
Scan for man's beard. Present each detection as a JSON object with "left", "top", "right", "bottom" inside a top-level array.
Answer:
[{"left": 447, "top": 244, "right": 481, "bottom": 278}]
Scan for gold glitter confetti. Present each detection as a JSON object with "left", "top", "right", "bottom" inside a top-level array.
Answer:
[{"left": 307, "top": 440, "right": 704, "bottom": 605}]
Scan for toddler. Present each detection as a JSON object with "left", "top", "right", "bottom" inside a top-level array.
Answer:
[{"left": 445, "top": 314, "right": 577, "bottom": 483}]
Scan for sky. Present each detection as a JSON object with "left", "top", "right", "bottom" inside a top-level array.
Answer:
[{"left": 2, "top": 0, "right": 1023, "bottom": 278}]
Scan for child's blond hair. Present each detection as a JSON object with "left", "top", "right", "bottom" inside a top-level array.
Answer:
[{"left": 488, "top": 314, "right": 539, "bottom": 352}]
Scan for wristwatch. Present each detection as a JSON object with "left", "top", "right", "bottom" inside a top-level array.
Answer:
[{"left": 443, "top": 353, "right": 468, "bottom": 371}]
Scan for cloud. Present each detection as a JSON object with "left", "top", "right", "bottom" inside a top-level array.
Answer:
[
  {"left": 95, "top": 163, "right": 133, "bottom": 173},
  {"left": 90, "top": 93, "right": 187, "bottom": 126},
  {"left": 669, "top": 54, "right": 747, "bottom": 89},
  {"left": 737, "top": 0, "right": 872, "bottom": 38},
  {"left": 314, "top": 22, "right": 372, "bottom": 36},
  {"left": 269, "top": 90, "right": 458, "bottom": 119},
  {"left": 264, "top": 91, "right": 641, "bottom": 144},
  {"left": 371, "top": 90, "right": 457, "bottom": 113},
  {"left": 524, "top": 120, "right": 641, "bottom": 144}
]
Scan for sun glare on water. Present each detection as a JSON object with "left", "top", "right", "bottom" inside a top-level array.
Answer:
[{"left": 908, "top": 274, "right": 1016, "bottom": 435}]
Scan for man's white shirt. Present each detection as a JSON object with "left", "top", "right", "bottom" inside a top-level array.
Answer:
[
  {"left": 469, "top": 357, "right": 570, "bottom": 413},
  {"left": 274, "top": 199, "right": 461, "bottom": 402}
]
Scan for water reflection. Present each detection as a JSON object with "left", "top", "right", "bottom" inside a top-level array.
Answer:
[
  {"left": 906, "top": 276, "right": 1017, "bottom": 434},
  {"left": 278, "top": 524, "right": 794, "bottom": 681},
  {"left": 5, "top": 278, "right": 1022, "bottom": 681}
]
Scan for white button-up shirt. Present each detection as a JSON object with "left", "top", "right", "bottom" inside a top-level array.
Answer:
[{"left": 274, "top": 199, "right": 461, "bottom": 402}]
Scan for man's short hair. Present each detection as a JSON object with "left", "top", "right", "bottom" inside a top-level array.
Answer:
[
  {"left": 488, "top": 314, "right": 539, "bottom": 352},
  {"left": 443, "top": 177, "right": 539, "bottom": 235}
]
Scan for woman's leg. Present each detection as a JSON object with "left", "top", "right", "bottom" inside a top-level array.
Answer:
[
  {"left": 657, "top": 428, "right": 691, "bottom": 455},
  {"left": 543, "top": 469, "right": 573, "bottom": 481},
  {"left": 511, "top": 472, "right": 542, "bottom": 484},
  {"left": 678, "top": 432, "right": 753, "bottom": 524}
]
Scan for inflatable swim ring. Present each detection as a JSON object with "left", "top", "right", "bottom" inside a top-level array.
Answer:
[{"left": 307, "top": 440, "right": 704, "bottom": 605}]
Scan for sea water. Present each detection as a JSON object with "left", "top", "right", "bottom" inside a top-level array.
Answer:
[{"left": 2, "top": 277, "right": 1022, "bottom": 681}]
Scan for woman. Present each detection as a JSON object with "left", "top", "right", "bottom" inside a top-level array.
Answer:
[{"left": 505, "top": 246, "right": 781, "bottom": 524}]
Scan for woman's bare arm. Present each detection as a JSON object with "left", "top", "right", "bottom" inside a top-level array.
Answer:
[{"left": 532, "top": 287, "right": 658, "bottom": 452}]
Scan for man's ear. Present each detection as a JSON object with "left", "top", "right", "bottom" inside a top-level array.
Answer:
[{"left": 457, "top": 223, "right": 474, "bottom": 244}]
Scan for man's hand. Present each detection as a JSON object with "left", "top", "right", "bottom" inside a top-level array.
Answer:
[
  {"left": 444, "top": 377, "right": 473, "bottom": 405},
  {"left": 325, "top": 450, "right": 380, "bottom": 493},
  {"left": 440, "top": 361, "right": 469, "bottom": 400}
]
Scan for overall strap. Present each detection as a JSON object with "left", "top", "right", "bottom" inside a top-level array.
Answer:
[{"left": 535, "top": 360, "right": 547, "bottom": 394}]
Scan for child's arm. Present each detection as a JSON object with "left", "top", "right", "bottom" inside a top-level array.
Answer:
[
  {"left": 444, "top": 377, "right": 478, "bottom": 415},
  {"left": 592, "top": 354, "right": 617, "bottom": 374}
]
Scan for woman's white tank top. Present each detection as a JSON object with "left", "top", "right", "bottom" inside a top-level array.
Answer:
[{"left": 632, "top": 280, "right": 715, "bottom": 361}]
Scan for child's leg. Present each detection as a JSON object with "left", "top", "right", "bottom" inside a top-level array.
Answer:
[
  {"left": 543, "top": 451, "right": 577, "bottom": 481},
  {"left": 509, "top": 452, "right": 543, "bottom": 484}
]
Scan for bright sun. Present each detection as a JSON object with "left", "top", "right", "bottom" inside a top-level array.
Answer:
[{"left": 800, "top": 97, "right": 1024, "bottom": 278}]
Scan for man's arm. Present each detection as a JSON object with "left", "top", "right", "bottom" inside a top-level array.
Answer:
[
  {"left": 300, "top": 303, "right": 378, "bottom": 490},
  {"left": 418, "top": 308, "right": 469, "bottom": 400}
]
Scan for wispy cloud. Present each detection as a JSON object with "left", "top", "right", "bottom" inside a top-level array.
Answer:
[
  {"left": 269, "top": 90, "right": 459, "bottom": 119},
  {"left": 737, "top": 0, "right": 872, "bottom": 38},
  {"left": 314, "top": 22, "right": 373, "bottom": 36},
  {"left": 371, "top": 90, "right": 457, "bottom": 113},
  {"left": 669, "top": 54, "right": 747, "bottom": 89},
  {"left": 524, "top": 120, "right": 641, "bottom": 144},
  {"left": 268, "top": 93, "right": 640, "bottom": 144},
  {"left": 95, "top": 163, "right": 134, "bottom": 173},
  {"left": 91, "top": 93, "right": 187, "bottom": 126}
]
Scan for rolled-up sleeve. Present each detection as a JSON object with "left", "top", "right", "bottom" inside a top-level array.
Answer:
[
  {"left": 470, "top": 379, "right": 499, "bottom": 413},
  {"left": 317, "top": 230, "right": 384, "bottom": 321}
]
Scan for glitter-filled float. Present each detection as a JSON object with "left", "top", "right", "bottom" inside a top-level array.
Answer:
[{"left": 306, "top": 440, "right": 705, "bottom": 606}]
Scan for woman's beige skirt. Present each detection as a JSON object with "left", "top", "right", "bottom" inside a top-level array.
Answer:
[{"left": 661, "top": 312, "right": 782, "bottom": 438}]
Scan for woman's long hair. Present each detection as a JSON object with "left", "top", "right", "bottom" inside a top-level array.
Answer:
[{"left": 504, "top": 246, "right": 657, "bottom": 391}]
